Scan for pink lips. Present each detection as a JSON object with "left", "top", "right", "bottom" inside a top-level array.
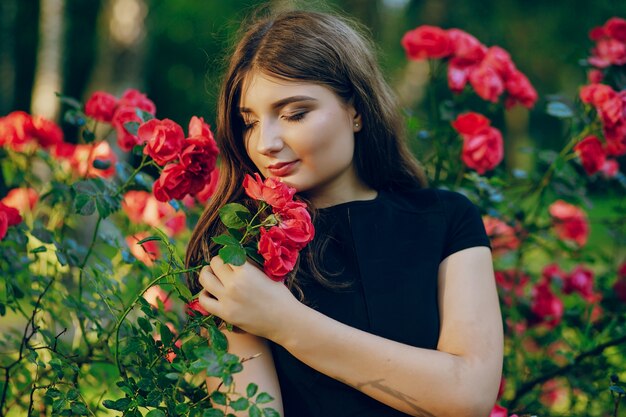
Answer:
[{"left": 267, "top": 160, "right": 299, "bottom": 176}]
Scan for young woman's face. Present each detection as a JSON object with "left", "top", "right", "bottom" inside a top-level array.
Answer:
[{"left": 238, "top": 72, "right": 369, "bottom": 206}]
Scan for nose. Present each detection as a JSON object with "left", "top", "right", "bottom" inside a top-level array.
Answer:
[{"left": 255, "top": 119, "right": 284, "bottom": 155}]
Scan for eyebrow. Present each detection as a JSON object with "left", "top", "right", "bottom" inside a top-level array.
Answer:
[{"left": 239, "top": 95, "right": 318, "bottom": 114}]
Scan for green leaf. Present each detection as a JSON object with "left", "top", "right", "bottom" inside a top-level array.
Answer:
[
  {"left": 211, "top": 391, "right": 227, "bottom": 406},
  {"left": 137, "top": 317, "right": 153, "bottom": 333},
  {"left": 30, "top": 246, "right": 47, "bottom": 254},
  {"left": 0, "top": 303, "right": 5, "bottom": 316},
  {"left": 262, "top": 407, "right": 280, "bottom": 417},
  {"left": 249, "top": 405, "right": 262, "bottom": 417},
  {"left": 31, "top": 227, "right": 54, "bottom": 243},
  {"left": 82, "top": 129, "right": 95, "bottom": 143},
  {"left": 229, "top": 397, "right": 249, "bottom": 411},
  {"left": 209, "top": 326, "right": 228, "bottom": 352},
  {"left": 159, "top": 322, "right": 174, "bottom": 347},
  {"left": 73, "top": 194, "right": 95, "bottom": 216},
  {"left": 64, "top": 109, "right": 86, "bottom": 126},
  {"left": 103, "top": 397, "right": 132, "bottom": 411},
  {"left": 136, "top": 108, "right": 155, "bottom": 122},
  {"left": 246, "top": 383, "right": 258, "bottom": 398},
  {"left": 218, "top": 244, "right": 246, "bottom": 266},
  {"left": 219, "top": 203, "right": 251, "bottom": 229},
  {"left": 70, "top": 402, "right": 89, "bottom": 415},
  {"left": 124, "top": 121, "right": 140, "bottom": 135},
  {"left": 137, "top": 235, "right": 162, "bottom": 245},
  {"left": 146, "top": 410, "right": 166, "bottom": 417},
  {"left": 203, "top": 409, "right": 225, "bottom": 417},
  {"left": 255, "top": 393, "right": 274, "bottom": 404},
  {"left": 610, "top": 385, "right": 626, "bottom": 395},
  {"left": 244, "top": 246, "right": 264, "bottom": 266},
  {"left": 546, "top": 101, "right": 574, "bottom": 119},
  {"left": 211, "top": 233, "right": 241, "bottom": 247}
]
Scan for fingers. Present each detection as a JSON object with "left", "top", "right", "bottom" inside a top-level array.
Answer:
[
  {"left": 210, "top": 255, "right": 234, "bottom": 275},
  {"left": 198, "top": 290, "right": 221, "bottom": 317},
  {"left": 198, "top": 265, "right": 224, "bottom": 298}
]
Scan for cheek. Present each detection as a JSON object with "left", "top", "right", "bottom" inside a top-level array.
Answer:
[{"left": 299, "top": 110, "right": 354, "bottom": 158}]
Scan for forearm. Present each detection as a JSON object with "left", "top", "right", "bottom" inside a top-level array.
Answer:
[{"left": 269, "top": 302, "right": 497, "bottom": 417}]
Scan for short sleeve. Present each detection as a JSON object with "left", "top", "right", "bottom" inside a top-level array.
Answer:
[{"left": 437, "top": 189, "right": 491, "bottom": 261}]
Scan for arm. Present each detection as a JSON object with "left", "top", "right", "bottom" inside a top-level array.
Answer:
[
  {"left": 199, "top": 246, "right": 502, "bottom": 417},
  {"left": 205, "top": 328, "right": 283, "bottom": 416}
]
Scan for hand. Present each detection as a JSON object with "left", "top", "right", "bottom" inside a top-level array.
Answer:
[{"left": 197, "top": 256, "right": 300, "bottom": 340}]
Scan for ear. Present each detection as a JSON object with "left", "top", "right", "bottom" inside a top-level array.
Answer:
[{"left": 349, "top": 105, "right": 362, "bottom": 133}]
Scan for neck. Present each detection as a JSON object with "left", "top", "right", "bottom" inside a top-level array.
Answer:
[{"left": 304, "top": 175, "right": 377, "bottom": 209}]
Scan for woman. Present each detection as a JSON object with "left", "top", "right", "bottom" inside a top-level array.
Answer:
[{"left": 185, "top": 8, "right": 503, "bottom": 417}]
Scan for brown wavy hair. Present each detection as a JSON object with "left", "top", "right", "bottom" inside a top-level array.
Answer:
[{"left": 185, "top": 8, "right": 428, "bottom": 295}]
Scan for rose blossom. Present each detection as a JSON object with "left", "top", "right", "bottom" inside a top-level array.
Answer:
[
  {"left": 495, "top": 269, "right": 529, "bottom": 306},
  {"left": 117, "top": 88, "right": 156, "bottom": 115},
  {"left": 563, "top": 265, "right": 595, "bottom": 300},
  {"left": 186, "top": 299, "right": 209, "bottom": 316},
  {"left": 530, "top": 282, "right": 564, "bottom": 328},
  {"left": 574, "top": 135, "right": 606, "bottom": 175},
  {"left": 31, "top": 115, "right": 63, "bottom": 148},
  {"left": 469, "top": 62, "right": 504, "bottom": 103},
  {"left": 1, "top": 188, "right": 38, "bottom": 216},
  {"left": 243, "top": 173, "right": 296, "bottom": 209},
  {"left": 401, "top": 26, "right": 452, "bottom": 60},
  {"left": 542, "top": 263, "right": 566, "bottom": 284},
  {"left": 143, "top": 285, "right": 172, "bottom": 311},
  {"left": 447, "top": 57, "right": 476, "bottom": 93},
  {"left": 488, "top": 404, "right": 508, "bottom": 417},
  {"left": 122, "top": 190, "right": 151, "bottom": 224},
  {"left": 579, "top": 83, "right": 617, "bottom": 106},
  {"left": 138, "top": 119, "right": 185, "bottom": 166},
  {"left": 447, "top": 29, "right": 486, "bottom": 62},
  {"left": 589, "top": 38, "right": 626, "bottom": 68},
  {"left": 126, "top": 232, "right": 160, "bottom": 266},
  {"left": 461, "top": 126, "right": 504, "bottom": 174},
  {"left": 482, "top": 216, "right": 520, "bottom": 256},
  {"left": 70, "top": 141, "right": 117, "bottom": 178},
  {"left": 588, "top": 69, "right": 604, "bottom": 83},
  {"left": 600, "top": 159, "right": 619, "bottom": 178},
  {"left": 1, "top": 111, "right": 34, "bottom": 150},
  {"left": 258, "top": 226, "right": 299, "bottom": 281},
  {"left": 112, "top": 105, "right": 144, "bottom": 151},
  {"left": 194, "top": 167, "right": 220, "bottom": 203},
  {"left": 481, "top": 46, "right": 516, "bottom": 79},
  {"left": 179, "top": 136, "right": 219, "bottom": 179},
  {"left": 614, "top": 262, "right": 626, "bottom": 302},
  {"left": 504, "top": 70, "right": 538, "bottom": 109},
  {"left": 153, "top": 162, "right": 193, "bottom": 202},
  {"left": 188, "top": 115, "right": 214, "bottom": 139},
  {"left": 548, "top": 200, "right": 589, "bottom": 247},
  {"left": 85, "top": 91, "right": 119, "bottom": 122},
  {"left": 277, "top": 201, "right": 315, "bottom": 249},
  {"left": 0, "top": 202, "right": 22, "bottom": 241},
  {"left": 451, "top": 112, "right": 491, "bottom": 136}
]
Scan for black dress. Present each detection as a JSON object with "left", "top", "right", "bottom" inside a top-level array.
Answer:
[{"left": 268, "top": 188, "right": 491, "bottom": 417}]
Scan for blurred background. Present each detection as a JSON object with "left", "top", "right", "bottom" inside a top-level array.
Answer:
[{"left": 1, "top": 0, "right": 624, "bottom": 170}]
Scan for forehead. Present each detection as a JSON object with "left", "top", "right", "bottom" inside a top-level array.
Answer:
[{"left": 239, "top": 71, "right": 338, "bottom": 109}]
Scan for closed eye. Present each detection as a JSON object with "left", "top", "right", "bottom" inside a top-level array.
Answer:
[{"left": 284, "top": 112, "right": 307, "bottom": 122}]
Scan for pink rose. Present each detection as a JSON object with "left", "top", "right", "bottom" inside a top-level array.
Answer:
[
  {"left": 447, "top": 57, "right": 475, "bottom": 93},
  {"left": 258, "top": 226, "right": 299, "bottom": 281},
  {"left": 461, "top": 126, "right": 504, "bottom": 174},
  {"left": 548, "top": 200, "right": 589, "bottom": 247},
  {"left": 117, "top": 88, "right": 156, "bottom": 115},
  {"left": 589, "top": 38, "right": 626, "bottom": 68},
  {"left": 278, "top": 201, "right": 315, "bottom": 249},
  {"left": 447, "top": 29, "right": 486, "bottom": 63},
  {"left": 482, "top": 216, "right": 520, "bottom": 256},
  {"left": 481, "top": 46, "right": 516, "bottom": 79},
  {"left": 579, "top": 83, "right": 617, "bottom": 106},
  {"left": 139, "top": 119, "right": 185, "bottom": 166},
  {"left": 469, "top": 62, "right": 505, "bottom": 103},
  {"left": 401, "top": 26, "right": 452, "bottom": 60},
  {"left": 126, "top": 232, "right": 160, "bottom": 266},
  {"left": 574, "top": 135, "right": 606, "bottom": 175},
  {"left": 243, "top": 173, "right": 296, "bottom": 209},
  {"left": 85, "top": 91, "right": 119, "bottom": 122},
  {"left": 122, "top": 191, "right": 151, "bottom": 224}
]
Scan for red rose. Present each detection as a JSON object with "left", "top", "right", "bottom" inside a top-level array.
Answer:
[
  {"left": 258, "top": 226, "right": 299, "bottom": 281},
  {"left": 117, "top": 88, "right": 156, "bottom": 115},
  {"left": 186, "top": 299, "right": 210, "bottom": 316},
  {"left": 447, "top": 29, "right": 486, "bottom": 63},
  {"left": 401, "top": 25, "right": 452, "bottom": 60},
  {"left": 451, "top": 112, "right": 491, "bottom": 136},
  {"left": 589, "top": 38, "right": 626, "bottom": 68},
  {"left": 85, "top": 91, "right": 119, "bottom": 122},
  {"left": 540, "top": 379, "right": 568, "bottom": 408},
  {"left": 605, "top": 17, "right": 626, "bottom": 42},
  {"left": 600, "top": 159, "right": 619, "bottom": 178},
  {"left": 604, "top": 121, "right": 626, "bottom": 156},
  {"left": 598, "top": 95, "right": 624, "bottom": 127},
  {"left": 112, "top": 105, "right": 144, "bottom": 151},
  {"left": 70, "top": 141, "right": 117, "bottom": 178},
  {"left": 589, "top": 26, "right": 606, "bottom": 41},
  {"left": 278, "top": 201, "right": 315, "bottom": 249},
  {"left": 469, "top": 63, "right": 504, "bottom": 103},
  {"left": 243, "top": 173, "right": 296, "bottom": 209},
  {"left": 615, "top": 262, "right": 626, "bottom": 302},
  {"left": 122, "top": 190, "right": 150, "bottom": 223},
  {"left": 542, "top": 263, "right": 566, "bottom": 284},
  {"left": 563, "top": 265, "right": 595, "bottom": 300},
  {"left": 489, "top": 404, "right": 508, "bottom": 417},
  {"left": 481, "top": 46, "right": 516, "bottom": 79},
  {"left": 495, "top": 269, "right": 529, "bottom": 306},
  {"left": 139, "top": 119, "right": 185, "bottom": 166},
  {"left": 194, "top": 167, "right": 220, "bottom": 203},
  {"left": 482, "top": 216, "right": 520, "bottom": 256},
  {"left": 179, "top": 136, "right": 219, "bottom": 180},
  {"left": 548, "top": 200, "right": 589, "bottom": 247},
  {"left": 579, "top": 83, "right": 616, "bottom": 106},
  {"left": 31, "top": 115, "right": 63, "bottom": 148},
  {"left": 504, "top": 70, "right": 538, "bottom": 109},
  {"left": 1, "top": 111, "right": 34, "bottom": 150},
  {"left": 588, "top": 69, "right": 604, "bottom": 83},
  {"left": 126, "top": 231, "right": 160, "bottom": 266},
  {"left": 1, "top": 188, "right": 38, "bottom": 216},
  {"left": 574, "top": 135, "right": 606, "bottom": 175},
  {"left": 153, "top": 163, "right": 192, "bottom": 202},
  {"left": 188, "top": 115, "right": 214, "bottom": 139},
  {"left": 461, "top": 126, "right": 504, "bottom": 174},
  {"left": 447, "top": 57, "right": 475, "bottom": 93},
  {"left": 0, "top": 202, "right": 22, "bottom": 240},
  {"left": 530, "top": 282, "right": 564, "bottom": 328}
]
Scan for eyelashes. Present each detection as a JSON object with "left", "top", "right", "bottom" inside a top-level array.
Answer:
[{"left": 242, "top": 112, "right": 307, "bottom": 131}]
